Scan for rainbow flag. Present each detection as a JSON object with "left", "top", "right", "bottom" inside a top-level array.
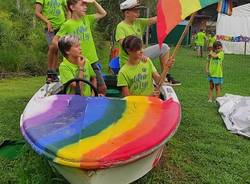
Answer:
[
  {"left": 157, "top": 0, "right": 221, "bottom": 46},
  {"left": 217, "top": 0, "right": 233, "bottom": 16}
]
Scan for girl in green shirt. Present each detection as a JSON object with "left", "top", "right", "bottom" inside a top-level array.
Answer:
[
  {"left": 206, "top": 41, "right": 224, "bottom": 102},
  {"left": 117, "top": 36, "right": 173, "bottom": 97}
]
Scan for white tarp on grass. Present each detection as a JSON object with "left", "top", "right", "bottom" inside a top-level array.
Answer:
[
  {"left": 216, "top": 3, "right": 250, "bottom": 55},
  {"left": 217, "top": 94, "right": 250, "bottom": 138}
]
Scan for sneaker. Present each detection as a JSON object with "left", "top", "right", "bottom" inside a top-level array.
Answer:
[
  {"left": 165, "top": 76, "right": 181, "bottom": 86},
  {"left": 169, "top": 78, "right": 181, "bottom": 86},
  {"left": 208, "top": 99, "right": 213, "bottom": 103},
  {"left": 46, "top": 70, "right": 59, "bottom": 84}
]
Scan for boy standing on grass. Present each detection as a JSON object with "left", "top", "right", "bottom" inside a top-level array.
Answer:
[
  {"left": 115, "top": 0, "right": 181, "bottom": 86},
  {"left": 48, "top": 0, "right": 107, "bottom": 95},
  {"left": 58, "top": 35, "right": 96, "bottom": 96},
  {"left": 117, "top": 35, "right": 173, "bottom": 97},
  {"left": 207, "top": 32, "right": 217, "bottom": 51},
  {"left": 195, "top": 29, "right": 207, "bottom": 57},
  {"left": 206, "top": 41, "right": 224, "bottom": 102},
  {"left": 35, "top": 0, "right": 68, "bottom": 82}
]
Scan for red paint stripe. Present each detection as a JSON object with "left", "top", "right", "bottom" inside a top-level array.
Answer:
[
  {"left": 101, "top": 100, "right": 180, "bottom": 164},
  {"left": 79, "top": 98, "right": 163, "bottom": 168},
  {"left": 157, "top": 0, "right": 182, "bottom": 46}
]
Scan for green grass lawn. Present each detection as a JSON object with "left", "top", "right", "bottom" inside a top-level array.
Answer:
[{"left": 0, "top": 47, "right": 249, "bottom": 184}]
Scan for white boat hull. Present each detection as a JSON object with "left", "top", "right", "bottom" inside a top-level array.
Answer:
[{"left": 50, "top": 146, "right": 164, "bottom": 184}]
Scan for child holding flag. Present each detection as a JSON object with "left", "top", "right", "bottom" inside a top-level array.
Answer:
[{"left": 117, "top": 35, "right": 174, "bottom": 97}]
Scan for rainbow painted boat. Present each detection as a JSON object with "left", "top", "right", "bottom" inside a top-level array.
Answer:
[{"left": 20, "top": 80, "right": 181, "bottom": 184}]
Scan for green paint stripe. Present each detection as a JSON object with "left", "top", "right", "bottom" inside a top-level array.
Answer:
[
  {"left": 199, "top": 0, "right": 219, "bottom": 8},
  {"left": 50, "top": 100, "right": 126, "bottom": 150}
]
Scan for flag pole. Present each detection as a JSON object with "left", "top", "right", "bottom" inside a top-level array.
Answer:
[{"left": 157, "top": 12, "right": 197, "bottom": 88}]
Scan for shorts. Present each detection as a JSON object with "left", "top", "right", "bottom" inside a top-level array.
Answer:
[
  {"left": 208, "top": 76, "right": 224, "bottom": 84},
  {"left": 143, "top": 44, "right": 170, "bottom": 60},
  {"left": 91, "top": 62, "right": 106, "bottom": 86},
  {"left": 44, "top": 29, "right": 59, "bottom": 46}
]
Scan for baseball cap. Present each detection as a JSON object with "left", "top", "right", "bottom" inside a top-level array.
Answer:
[{"left": 120, "top": 0, "right": 144, "bottom": 11}]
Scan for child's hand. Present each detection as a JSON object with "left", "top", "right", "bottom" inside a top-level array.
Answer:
[
  {"left": 165, "top": 57, "right": 174, "bottom": 69},
  {"left": 152, "top": 88, "right": 160, "bottom": 97},
  {"left": 141, "top": 55, "right": 149, "bottom": 63},
  {"left": 78, "top": 56, "right": 86, "bottom": 68},
  {"left": 47, "top": 21, "right": 53, "bottom": 32}
]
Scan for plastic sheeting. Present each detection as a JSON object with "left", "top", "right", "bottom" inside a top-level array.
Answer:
[
  {"left": 217, "top": 94, "right": 250, "bottom": 138},
  {"left": 216, "top": 3, "right": 250, "bottom": 55}
]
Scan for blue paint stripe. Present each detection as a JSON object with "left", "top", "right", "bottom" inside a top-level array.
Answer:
[
  {"left": 49, "top": 97, "right": 126, "bottom": 149},
  {"left": 26, "top": 96, "right": 109, "bottom": 152}
]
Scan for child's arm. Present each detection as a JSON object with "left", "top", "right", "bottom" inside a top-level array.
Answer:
[
  {"left": 48, "top": 35, "right": 60, "bottom": 68},
  {"left": 69, "top": 57, "right": 86, "bottom": 94},
  {"left": 85, "top": 0, "right": 107, "bottom": 20},
  {"left": 90, "top": 77, "right": 97, "bottom": 89},
  {"left": 209, "top": 52, "right": 219, "bottom": 59},
  {"left": 159, "top": 57, "right": 174, "bottom": 81},
  {"left": 205, "top": 61, "right": 209, "bottom": 75},
  {"left": 90, "top": 76, "right": 98, "bottom": 95},
  {"left": 148, "top": 16, "right": 157, "bottom": 25},
  {"left": 152, "top": 72, "right": 161, "bottom": 85},
  {"left": 35, "top": 3, "right": 53, "bottom": 32},
  {"left": 121, "top": 86, "right": 130, "bottom": 97}
]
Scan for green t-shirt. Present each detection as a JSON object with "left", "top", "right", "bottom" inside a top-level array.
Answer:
[
  {"left": 57, "top": 15, "right": 98, "bottom": 64},
  {"left": 195, "top": 31, "right": 206, "bottom": 46},
  {"left": 208, "top": 36, "right": 216, "bottom": 47},
  {"left": 36, "top": 0, "right": 66, "bottom": 30},
  {"left": 115, "top": 18, "right": 149, "bottom": 66},
  {"left": 209, "top": 51, "right": 224, "bottom": 78},
  {"left": 117, "top": 59, "right": 157, "bottom": 96},
  {"left": 59, "top": 58, "right": 96, "bottom": 96}
]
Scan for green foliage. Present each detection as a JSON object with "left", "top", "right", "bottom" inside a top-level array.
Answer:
[
  {"left": 95, "top": 0, "right": 123, "bottom": 40},
  {"left": 0, "top": 0, "right": 47, "bottom": 75}
]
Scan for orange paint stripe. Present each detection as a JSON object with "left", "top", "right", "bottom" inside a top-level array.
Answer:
[{"left": 80, "top": 97, "right": 163, "bottom": 162}]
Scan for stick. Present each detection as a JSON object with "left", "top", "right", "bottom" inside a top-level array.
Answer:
[{"left": 157, "top": 12, "right": 197, "bottom": 88}]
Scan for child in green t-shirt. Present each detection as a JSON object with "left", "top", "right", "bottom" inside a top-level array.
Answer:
[
  {"left": 35, "top": 0, "right": 68, "bottom": 82},
  {"left": 115, "top": 0, "right": 181, "bottom": 86},
  {"left": 47, "top": 0, "right": 107, "bottom": 95},
  {"left": 35, "top": 0, "right": 68, "bottom": 44},
  {"left": 206, "top": 41, "right": 224, "bottom": 102},
  {"left": 195, "top": 29, "right": 207, "bottom": 57},
  {"left": 58, "top": 35, "right": 96, "bottom": 96},
  {"left": 208, "top": 32, "right": 217, "bottom": 51},
  {"left": 117, "top": 35, "right": 173, "bottom": 97}
]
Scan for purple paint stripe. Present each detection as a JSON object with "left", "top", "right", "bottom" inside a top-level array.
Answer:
[{"left": 22, "top": 95, "right": 72, "bottom": 129}]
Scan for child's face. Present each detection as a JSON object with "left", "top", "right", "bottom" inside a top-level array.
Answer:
[
  {"left": 67, "top": 43, "right": 82, "bottom": 58},
  {"left": 128, "top": 49, "right": 143, "bottom": 60},
  {"left": 214, "top": 45, "right": 222, "bottom": 52},
  {"left": 125, "top": 9, "right": 140, "bottom": 21},
  {"left": 71, "top": 0, "right": 87, "bottom": 16}
]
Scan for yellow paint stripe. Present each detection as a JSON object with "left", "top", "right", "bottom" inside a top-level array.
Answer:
[
  {"left": 180, "top": 0, "right": 202, "bottom": 19},
  {"left": 55, "top": 96, "right": 150, "bottom": 164}
]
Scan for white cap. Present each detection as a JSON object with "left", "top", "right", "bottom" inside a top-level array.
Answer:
[{"left": 120, "top": 0, "right": 144, "bottom": 10}]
